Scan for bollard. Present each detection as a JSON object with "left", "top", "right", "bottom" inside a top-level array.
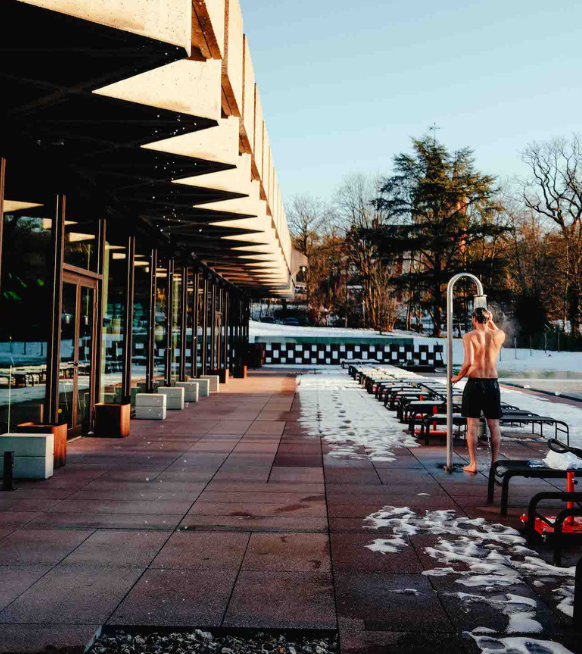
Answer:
[
  {"left": 2, "top": 451, "right": 16, "bottom": 492},
  {"left": 514, "top": 337, "right": 517, "bottom": 360}
]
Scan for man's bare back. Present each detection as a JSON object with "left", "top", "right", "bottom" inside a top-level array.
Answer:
[
  {"left": 451, "top": 309, "right": 506, "bottom": 474},
  {"left": 463, "top": 324, "right": 505, "bottom": 379}
]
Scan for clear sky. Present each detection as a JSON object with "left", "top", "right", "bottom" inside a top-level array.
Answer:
[{"left": 241, "top": 0, "right": 582, "bottom": 202}]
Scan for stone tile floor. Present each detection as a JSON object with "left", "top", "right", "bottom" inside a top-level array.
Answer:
[{"left": 0, "top": 369, "right": 580, "bottom": 653}]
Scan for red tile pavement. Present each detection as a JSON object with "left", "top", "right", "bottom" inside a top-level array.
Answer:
[{"left": 0, "top": 368, "right": 580, "bottom": 654}]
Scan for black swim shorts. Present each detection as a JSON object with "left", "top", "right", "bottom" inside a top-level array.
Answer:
[{"left": 461, "top": 378, "right": 501, "bottom": 419}]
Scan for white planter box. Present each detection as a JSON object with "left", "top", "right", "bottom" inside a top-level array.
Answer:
[
  {"left": 136, "top": 393, "right": 166, "bottom": 408},
  {"left": 190, "top": 377, "right": 210, "bottom": 397},
  {"left": 0, "top": 433, "right": 54, "bottom": 479},
  {"left": 198, "top": 375, "right": 219, "bottom": 392},
  {"left": 135, "top": 406, "right": 167, "bottom": 420},
  {"left": 175, "top": 381, "right": 199, "bottom": 403},
  {"left": 157, "top": 387, "right": 185, "bottom": 410}
]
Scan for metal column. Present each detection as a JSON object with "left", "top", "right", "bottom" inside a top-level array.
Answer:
[{"left": 45, "top": 195, "right": 66, "bottom": 424}]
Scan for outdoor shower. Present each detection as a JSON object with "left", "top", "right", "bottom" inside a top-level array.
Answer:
[{"left": 445, "top": 273, "right": 487, "bottom": 471}]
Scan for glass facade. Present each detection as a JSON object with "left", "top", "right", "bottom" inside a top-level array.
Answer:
[
  {"left": 0, "top": 165, "right": 54, "bottom": 432},
  {"left": 63, "top": 210, "right": 99, "bottom": 272},
  {"left": 171, "top": 265, "right": 183, "bottom": 383},
  {"left": 185, "top": 269, "right": 196, "bottom": 379},
  {"left": 131, "top": 246, "right": 151, "bottom": 403},
  {"left": 0, "top": 161, "right": 246, "bottom": 435},
  {"left": 100, "top": 239, "right": 128, "bottom": 404},
  {"left": 154, "top": 258, "right": 168, "bottom": 384}
]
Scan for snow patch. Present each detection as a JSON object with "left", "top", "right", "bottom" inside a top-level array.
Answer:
[{"left": 297, "top": 370, "right": 419, "bottom": 461}]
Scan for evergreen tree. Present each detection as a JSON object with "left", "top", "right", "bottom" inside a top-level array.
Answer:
[{"left": 373, "top": 136, "right": 509, "bottom": 336}]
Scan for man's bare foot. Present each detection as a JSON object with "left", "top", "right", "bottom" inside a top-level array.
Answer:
[{"left": 463, "top": 464, "right": 478, "bottom": 474}]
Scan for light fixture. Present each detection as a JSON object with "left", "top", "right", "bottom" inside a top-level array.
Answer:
[
  {"left": 68, "top": 233, "right": 96, "bottom": 243},
  {"left": 4, "top": 200, "right": 43, "bottom": 213}
]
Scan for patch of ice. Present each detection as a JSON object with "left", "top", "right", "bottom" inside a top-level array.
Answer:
[{"left": 469, "top": 634, "right": 575, "bottom": 654}]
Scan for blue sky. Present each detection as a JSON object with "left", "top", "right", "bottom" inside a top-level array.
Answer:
[{"left": 242, "top": 0, "right": 582, "bottom": 201}]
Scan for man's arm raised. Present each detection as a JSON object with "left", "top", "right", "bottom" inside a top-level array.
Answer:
[{"left": 451, "top": 334, "right": 474, "bottom": 383}]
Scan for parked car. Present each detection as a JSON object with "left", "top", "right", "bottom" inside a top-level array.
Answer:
[
  {"left": 261, "top": 316, "right": 276, "bottom": 324},
  {"left": 282, "top": 317, "right": 300, "bottom": 326}
]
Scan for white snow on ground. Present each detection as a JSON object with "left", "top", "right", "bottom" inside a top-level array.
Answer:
[
  {"left": 250, "top": 320, "right": 408, "bottom": 339},
  {"left": 364, "top": 506, "right": 576, "bottom": 650},
  {"left": 296, "top": 369, "right": 418, "bottom": 462}
]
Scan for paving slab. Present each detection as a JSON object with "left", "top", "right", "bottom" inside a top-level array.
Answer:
[
  {"left": 0, "top": 565, "right": 143, "bottom": 624},
  {"left": 151, "top": 531, "right": 250, "bottom": 569},
  {"left": 109, "top": 568, "right": 238, "bottom": 627},
  {"left": 0, "top": 529, "right": 92, "bottom": 565},
  {"left": 331, "top": 533, "right": 424, "bottom": 573},
  {"left": 334, "top": 572, "right": 454, "bottom": 632},
  {"left": 223, "top": 571, "right": 336, "bottom": 629},
  {"left": 62, "top": 530, "right": 170, "bottom": 567},
  {"left": 242, "top": 533, "right": 331, "bottom": 572},
  {"left": 0, "top": 565, "right": 52, "bottom": 612},
  {"left": 0, "top": 624, "right": 99, "bottom": 654}
]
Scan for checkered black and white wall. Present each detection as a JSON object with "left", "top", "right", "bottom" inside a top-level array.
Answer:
[{"left": 258, "top": 342, "right": 444, "bottom": 367}]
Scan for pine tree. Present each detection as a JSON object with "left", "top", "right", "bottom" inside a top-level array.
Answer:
[{"left": 373, "top": 136, "right": 508, "bottom": 336}]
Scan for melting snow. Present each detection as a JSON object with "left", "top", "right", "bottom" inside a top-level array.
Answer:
[
  {"left": 297, "top": 370, "right": 418, "bottom": 461},
  {"left": 363, "top": 505, "right": 576, "bottom": 636},
  {"left": 468, "top": 635, "right": 575, "bottom": 654}
]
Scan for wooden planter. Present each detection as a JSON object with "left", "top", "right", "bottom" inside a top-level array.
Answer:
[
  {"left": 94, "top": 403, "right": 131, "bottom": 438},
  {"left": 16, "top": 422, "right": 67, "bottom": 469},
  {"left": 232, "top": 365, "right": 247, "bottom": 379}
]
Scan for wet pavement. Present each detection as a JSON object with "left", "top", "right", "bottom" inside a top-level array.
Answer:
[{"left": 0, "top": 368, "right": 580, "bottom": 653}]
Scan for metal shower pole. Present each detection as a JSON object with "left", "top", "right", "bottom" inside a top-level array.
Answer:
[{"left": 445, "top": 273, "right": 486, "bottom": 472}]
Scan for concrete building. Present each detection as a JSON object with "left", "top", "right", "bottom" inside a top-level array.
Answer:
[{"left": 0, "top": 0, "right": 297, "bottom": 436}]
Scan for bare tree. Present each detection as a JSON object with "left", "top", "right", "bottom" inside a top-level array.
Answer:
[
  {"left": 286, "top": 194, "right": 334, "bottom": 257},
  {"left": 335, "top": 174, "right": 399, "bottom": 331},
  {"left": 286, "top": 194, "right": 336, "bottom": 322},
  {"left": 521, "top": 135, "right": 582, "bottom": 335}
]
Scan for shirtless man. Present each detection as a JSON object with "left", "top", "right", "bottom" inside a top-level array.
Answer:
[{"left": 451, "top": 308, "right": 505, "bottom": 474}]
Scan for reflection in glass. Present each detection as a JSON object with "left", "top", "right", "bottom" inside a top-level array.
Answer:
[
  {"left": 63, "top": 208, "right": 98, "bottom": 271},
  {"left": 0, "top": 186, "right": 53, "bottom": 432},
  {"left": 58, "top": 283, "right": 77, "bottom": 429},
  {"left": 154, "top": 261, "right": 168, "bottom": 383},
  {"left": 131, "top": 248, "right": 151, "bottom": 403},
  {"left": 171, "top": 265, "right": 183, "bottom": 383},
  {"left": 185, "top": 269, "right": 195, "bottom": 378},
  {"left": 100, "top": 242, "right": 126, "bottom": 404},
  {"left": 77, "top": 286, "right": 94, "bottom": 429},
  {"left": 58, "top": 282, "right": 95, "bottom": 432}
]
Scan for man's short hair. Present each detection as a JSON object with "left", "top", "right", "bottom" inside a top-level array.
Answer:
[{"left": 472, "top": 307, "right": 490, "bottom": 324}]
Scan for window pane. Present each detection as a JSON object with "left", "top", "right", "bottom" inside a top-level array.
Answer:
[
  {"left": 100, "top": 240, "right": 127, "bottom": 404},
  {"left": 171, "top": 265, "right": 183, "bottom": 383},
  {"left": 0, "top": 167, "right": 54, "bottom": 431},
  {"left": 63, "top": 201, "right": 99, "bottom": 271},
  {"left": 131, "top": 246, "right": 151, "bottom": 404},
  {"left": 154, "top": 259, "right": 168, "bottom": 383}
]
